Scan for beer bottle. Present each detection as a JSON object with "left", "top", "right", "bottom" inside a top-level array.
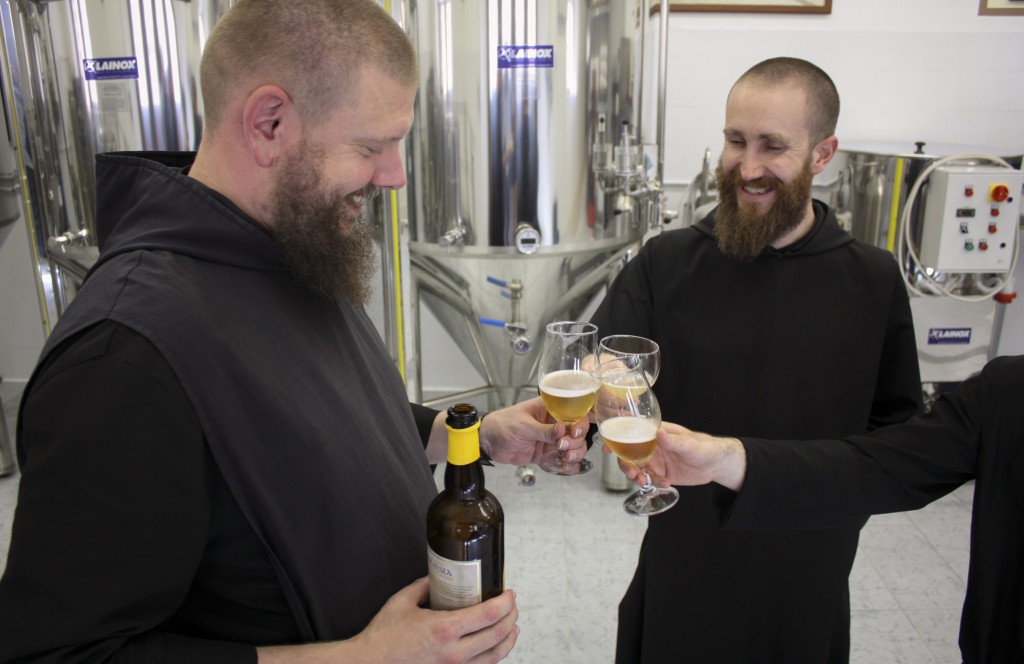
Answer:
[{"left": 426, "top": 404, "right": 505, "bottom": 609}]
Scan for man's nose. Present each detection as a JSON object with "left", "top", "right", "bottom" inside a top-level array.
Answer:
[
  {"left": 738, "top": 150, "right": 766, "bottom": 181},
  {"left": 372, "top": 147, "right": 407, "bottom": 190}
]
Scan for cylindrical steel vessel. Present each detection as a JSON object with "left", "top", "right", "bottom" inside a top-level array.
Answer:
[
  {"left": 402, "top": 0, "right": 650, "bottom": 406},
  {"left": 1, "top": 0, "right": 235, "bottom": 317}
]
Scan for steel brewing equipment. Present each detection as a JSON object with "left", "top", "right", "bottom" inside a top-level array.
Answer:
[
  {"left": 3, "top": 0, "right": 672, "bottom": 410},
  {"left": 0, "top": 0, "right": 235, "bottom": 327},
  {"left": 400, "top": 0, "right": 670, "bottom": 407},
  {"left": 831, "top": 141, "right": 1021, "bottom": 254},
  {"left": 829, "top": 141, "right": 1024, "bottom": 383}
]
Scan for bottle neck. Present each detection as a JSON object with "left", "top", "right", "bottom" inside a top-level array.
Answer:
[
  {"left": 446, "top": 419, "right": 485, "bottom": 499},
  {"left": 444, "top": 461, "right": 486, "bottom": 500}
]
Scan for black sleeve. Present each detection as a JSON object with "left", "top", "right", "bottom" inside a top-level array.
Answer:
[
  {"left": 410, "top": 402, "right": 440, "bottom": 449},
  {"left": 724, "top": 361, "right": 986, "bottom": 531},
  {"left": 0, "top": 322, "right": 255, "bottom": 663},
  {"left": 867, "top": 259, "right": 924, "bottom": 430}
]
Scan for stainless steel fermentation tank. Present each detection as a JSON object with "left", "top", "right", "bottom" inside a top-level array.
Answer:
[
  {"left": 827, "top": 141, "right": 1024, "bottom": 383},
  {"left": 3, "top": 0, "right": 670, "bottom": 408},
  {"left": 830, "top": 141, "right": 1022, "bottom": 253},
  {"left": 0, "top": 0, "right": 235, "bottom": 328},
  {"left": 400, "top": 0, "right": 669, "bottom": 407}
]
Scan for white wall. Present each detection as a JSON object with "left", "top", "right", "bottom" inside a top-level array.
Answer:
[
  {"left": 1, "top": 0, "right": 1023, "bottom": 387},
  {"left": 656, "top": 0, "right": 1024, "bottom": 185}
]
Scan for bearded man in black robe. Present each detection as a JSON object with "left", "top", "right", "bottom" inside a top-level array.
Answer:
[{"left": 590, "top": 56, "right": 923, "bottom": 664}]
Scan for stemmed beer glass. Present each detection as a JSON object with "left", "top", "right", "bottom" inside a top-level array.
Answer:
[
  {"left": 593, "top": 335, "right": 661, "bottom": 459},
  {"left": 536, "top": 321, "right": 599, "bottom": 476},
  {"left": 591, "top": 359, "right": 678, "bottom": 516},
  {"left": 598, "top": 335, "right": 661, "bottom": 386}
]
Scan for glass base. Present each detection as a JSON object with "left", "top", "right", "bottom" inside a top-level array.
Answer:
[
  {"left": 623, "top": 486, "right": 679, "bottom": 516},
  {"left": 537, "top": 450, "right": 593, "bottom": 476}
]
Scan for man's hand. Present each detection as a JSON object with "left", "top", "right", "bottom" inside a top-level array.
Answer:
[
  {"left": 258, "top": 577, "right": 519, "bottom": 664},
  {"left": 480, "top": 397, "right": 588, "bottom": 466},
  {"left": 617, "top": 421, "right": 747, "bottom": 492}
]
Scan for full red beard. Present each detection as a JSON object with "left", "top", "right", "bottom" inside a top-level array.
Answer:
[
  {"left": 268, "top": 141, "right": 380, "bottom": 304},
  {"left": 712, "top": 156, "right": 814, "bottom": 261}
]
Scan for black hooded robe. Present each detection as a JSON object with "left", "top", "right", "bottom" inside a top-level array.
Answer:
[
  {"left": 0, "top": 152, "right": 439, "bottom": 662},
  {"left": 590, "top": 202, "right": 922, "bottom": 663}
]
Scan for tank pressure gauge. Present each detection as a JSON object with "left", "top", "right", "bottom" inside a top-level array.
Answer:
[{"left": 514, "top": 223, "right": 541, "bottom": 254}]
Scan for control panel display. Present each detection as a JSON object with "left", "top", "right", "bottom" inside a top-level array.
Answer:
[{"left": 919, "top": 165, "right": 1022, "bottom": 272}]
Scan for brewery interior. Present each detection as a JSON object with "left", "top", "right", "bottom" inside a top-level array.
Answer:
[{"left": 1, "top": 0, "right": 1023, "bottom": 662}]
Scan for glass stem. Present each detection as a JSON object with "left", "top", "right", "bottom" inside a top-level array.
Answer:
[{"left": 638, "top": 469, "right": 655, "bottom": 496}]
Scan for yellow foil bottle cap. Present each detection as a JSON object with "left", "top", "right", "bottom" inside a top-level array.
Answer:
[{"left": 446, "top": 419, "right": 481, "bottom": 466}]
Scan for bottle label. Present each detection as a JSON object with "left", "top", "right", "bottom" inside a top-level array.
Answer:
[{"left": 428, "top": 546, "right": 482, "bottom": 610}]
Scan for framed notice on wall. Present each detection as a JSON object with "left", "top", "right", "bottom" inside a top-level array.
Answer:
[
  {"left": 979, "top": 0, "right": 1024, "bottom": 15},
  {"left": 669, "top": 0, "right": 831, "bottom": 13}
]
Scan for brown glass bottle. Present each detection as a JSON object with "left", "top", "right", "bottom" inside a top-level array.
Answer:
[{"left": 426, "top": 404, "right": 505, "bottom": 610}]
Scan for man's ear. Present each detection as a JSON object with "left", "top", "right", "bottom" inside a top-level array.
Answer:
[
  {"left": 811, "top": 135, "right": 839, "bottom": 175},
  {"left": 244, "top": 85, "right": 294, "bottom": 168}
]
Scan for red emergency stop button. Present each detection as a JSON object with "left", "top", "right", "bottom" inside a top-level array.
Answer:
[{"left": 990, "top": 184, "right": 1010, "bottom": 203}]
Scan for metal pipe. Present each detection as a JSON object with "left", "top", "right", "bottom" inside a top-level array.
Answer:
[
  {"left": 420, "top": 386, "right": 498, "bottom": 410},
  {"left": 655, "top": 0, "right": 669, "bottom": 186},
  {"left": 636, "top": 0, "right": 647, "bottom": 145}
]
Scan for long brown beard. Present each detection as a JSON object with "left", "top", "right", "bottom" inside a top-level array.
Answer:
[
  {"left": 713, "top": 157, "right": 814, "bottom": 261},
  {"left": 268, "top": 143, "right": 379, "bottom": 304}
]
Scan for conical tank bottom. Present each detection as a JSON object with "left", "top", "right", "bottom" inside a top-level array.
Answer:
[{"left": 412, "top": 244, "right": 632, "bottom": 407}]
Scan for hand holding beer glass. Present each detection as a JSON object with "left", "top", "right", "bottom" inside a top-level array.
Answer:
[
  {"left": 536, "top": 321, "right": 599, "bottom": 476},
  {"left": 591, "top": 359, "right": 678, "bottom": 516}
]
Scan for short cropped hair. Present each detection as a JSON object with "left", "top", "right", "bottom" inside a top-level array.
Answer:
[
  {"left": 734, "top": 57, "right": 840, "bottom": 143},
  {"left": 200, "top": 0, "right": 417, "bottom": 133}
]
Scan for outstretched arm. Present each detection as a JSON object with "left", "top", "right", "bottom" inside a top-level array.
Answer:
[{"left": 616, "top": 421, "right": 747, "bottom": 491}]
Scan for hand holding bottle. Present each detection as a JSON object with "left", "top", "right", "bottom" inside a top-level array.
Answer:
[
  {"left": 257, "top": 577, "right": 519, "bottom": 664},
  {"left": 357, "top": 578, "right": 519, "bottom": 664}
]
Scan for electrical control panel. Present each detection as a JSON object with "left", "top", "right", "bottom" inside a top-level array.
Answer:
[{"left": 919, "top": 165, "right": 1023, "bottom": 272}]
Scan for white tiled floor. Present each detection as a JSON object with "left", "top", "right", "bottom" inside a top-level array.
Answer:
[{"left": 0, "top": 383, "right": 970, "bottom": 663}]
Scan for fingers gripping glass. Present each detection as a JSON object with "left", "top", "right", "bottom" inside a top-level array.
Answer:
[
  {"left": 536, "top": 321, "right": 599, "bottom": 476},
  {"left": 591, "top": 359, "right": 678, "bottom": 516}
]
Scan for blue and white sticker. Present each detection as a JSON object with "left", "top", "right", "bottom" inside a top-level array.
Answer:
[
  {"left": 497, "top": 45, "right": 554, "bottom": 69},
  {"left": 927, "top": 328, "right": 972, "bottom": 345},
  {"left": 83, "top": 57, "right": 139, "bottom": 81}
]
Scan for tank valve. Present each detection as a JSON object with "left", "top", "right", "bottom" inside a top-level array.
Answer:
[
  {"left": 482, "top": 277, "right": 531, "bottom": 354},
  {"left": 438, "top": 226, "right": 466, "bottom": 248},
  {"left": 515, "top": 465, "right": 537, "bottom": 487},
  {"left": 506, "top": 324, "right": 531, "bottom": 355},
  {"left": 51, "top": 228, "right": 90, "bottom": 248},
  {"left": 614, "top": 193, "right": 633, "bottom": 213}
]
